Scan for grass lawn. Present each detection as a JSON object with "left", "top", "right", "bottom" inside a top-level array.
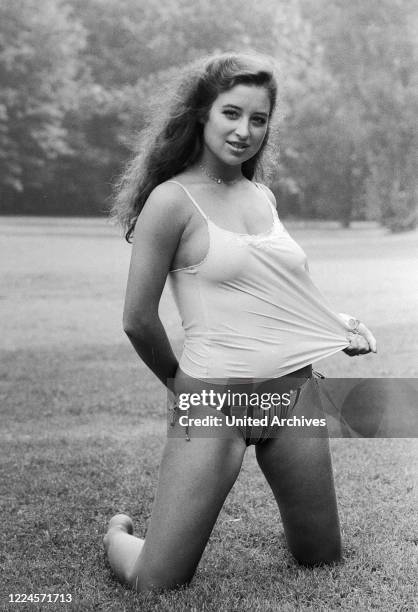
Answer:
[{"left": 1, "top": 217, "right": 417, "bottom": 611}]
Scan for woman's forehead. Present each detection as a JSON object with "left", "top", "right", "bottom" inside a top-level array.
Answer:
[{"left": 214, "top": 84, "right": 271, "bottom": 113}]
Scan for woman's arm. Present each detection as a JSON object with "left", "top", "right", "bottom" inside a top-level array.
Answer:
[{"left": 122, "top": 183, "right": 189, "bottom": 389}]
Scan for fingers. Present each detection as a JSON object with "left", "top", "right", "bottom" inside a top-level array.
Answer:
[
  {"left": 344, "top": 326, "right": 377, "bottom": 356},
  {"left": 344, "top": 334, "right": 369, "bottom": 356},
  {"left": 356, "top": 336, "right": 371, "bottom": 354},
  {"left": 343, "top": 346, "right": 356, "bottom": 357},
  {"left": 358, "top": 322, "right": 377, "bottom": 353}
]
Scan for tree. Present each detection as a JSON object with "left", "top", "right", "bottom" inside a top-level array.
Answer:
[
  {"left": 9, "top": 0, "right": 414, "bottom": 227},
  {"left": 279, "top": 89, "right": 369, "bottom": 225},
  {"left": 39, "top": 0, "right": 307, "bottom": 215},
  {"left": 0, "top": 0, "right": 87, "bottom": 211},
  {"left": 299, "top": 0, "right": 418, "bottom": 230}
]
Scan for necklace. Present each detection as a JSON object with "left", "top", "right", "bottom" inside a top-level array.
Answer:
[{"left": 199, "top": 164, "right": 243, "bottom": 185}]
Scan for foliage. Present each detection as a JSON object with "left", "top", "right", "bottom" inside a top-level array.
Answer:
[
  {"left": 297, "top": 0, "right": 418, "bottom": 228},
  {"left": 0, "top": 0, "right": 416, "bottom": 230},
  {"left": 0, "top": 0, "right": 86, "bottom": 209}
]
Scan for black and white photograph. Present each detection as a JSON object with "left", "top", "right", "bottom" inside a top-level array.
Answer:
[{"left": 1, "top": 1, "right": 417, "bottom": 610}]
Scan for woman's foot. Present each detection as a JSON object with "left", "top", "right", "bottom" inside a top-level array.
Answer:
[
  {"left": 108, "top": 514, "right": 134, "bottom": 533},
  {"left": 103, "top": 513, "right": 134, "bottom": 551}
]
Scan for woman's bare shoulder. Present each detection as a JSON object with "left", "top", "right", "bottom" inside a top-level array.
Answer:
[
  {"left": 142, "top": 179, "right": 195, "bottom": 226},
  {"left": 148, "top": 179, "right": 188, "bottom": 204}
]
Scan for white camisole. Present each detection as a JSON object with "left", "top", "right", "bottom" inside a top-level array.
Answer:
[{"left": 168, "top": 180, "right": 351, "bottom": 380}]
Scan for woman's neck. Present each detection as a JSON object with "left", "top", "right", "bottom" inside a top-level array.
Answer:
[{"left": 197, "top": 156, "right": 243, "bottom": 184}]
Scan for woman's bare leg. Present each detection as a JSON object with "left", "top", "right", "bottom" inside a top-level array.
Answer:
[
  {"left": 256, "top": 379, "right": 342, "bottom": 565},
  {"left": 104, "top": 431, "right": 246, "bottom": 592}
]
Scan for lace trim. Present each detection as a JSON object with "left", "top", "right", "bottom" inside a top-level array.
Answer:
[{"left": 220, "top": 217, "right": 287, "bottom": 251}]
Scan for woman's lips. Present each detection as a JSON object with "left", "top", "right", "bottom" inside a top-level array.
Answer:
[{"left": 227, "top": 141, "right": 249, "bottom": 152}]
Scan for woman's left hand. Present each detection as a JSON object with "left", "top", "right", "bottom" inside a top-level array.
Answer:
[{"left": 339, "top": 314, "right": 377, "bottom": 357}]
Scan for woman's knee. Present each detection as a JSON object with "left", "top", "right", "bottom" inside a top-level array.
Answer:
[
  {"left": 290, "top": 532, "right": 342, "bottom": 567},
  {"left": 127, "top": 563, "right": 193, "bottom": 593}
]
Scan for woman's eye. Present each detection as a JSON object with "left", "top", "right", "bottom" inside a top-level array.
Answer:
[
  {"left": 223, "top": 110, "right": 239, "bottom": 118},
  {"left": 252, "top": 116, "right": 267, "bottom": 126}
]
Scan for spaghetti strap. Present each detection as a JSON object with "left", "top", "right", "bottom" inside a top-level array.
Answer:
[
  {"left": 166, "top": 180, "right": 209, "bottom": 221},
  {"left": 254, "top": 182, "right": 276, "bottom": 212},
  {"left": 254, "top": 182, "right": 278, "bottom": 225}
]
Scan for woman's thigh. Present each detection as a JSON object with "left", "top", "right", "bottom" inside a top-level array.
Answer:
[
  {"left": 255, "top": 379, "right": 341, "bottom": 565},
  {"left": 130, "top": 433, "right": 246, "bottom": 591}
]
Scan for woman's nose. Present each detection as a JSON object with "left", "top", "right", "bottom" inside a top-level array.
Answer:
[{"left": 234, "top": 118, "right": 250, "bottom": 139}]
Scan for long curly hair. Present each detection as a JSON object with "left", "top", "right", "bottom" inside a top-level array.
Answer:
[{"left": 111, "top": 52, "right": 278, "bottom": 242}]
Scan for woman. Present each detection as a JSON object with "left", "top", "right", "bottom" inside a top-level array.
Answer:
[{"left": 104, "top": 52, "right": 376, "bottom": 592}]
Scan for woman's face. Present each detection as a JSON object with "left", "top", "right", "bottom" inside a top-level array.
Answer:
[{"left": 201, "top": 84, "right": 271, "bottom": 167}]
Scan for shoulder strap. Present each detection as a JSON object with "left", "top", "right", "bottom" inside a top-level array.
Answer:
[
  {"left": 254, "top": 182, "right": 276, "bottom": 209},
  {"left": 166, "top": 180, "right": 208, "bottom": 220},
  {"left": 254, "top": 182, "right": 278, "bottom": 222}
]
